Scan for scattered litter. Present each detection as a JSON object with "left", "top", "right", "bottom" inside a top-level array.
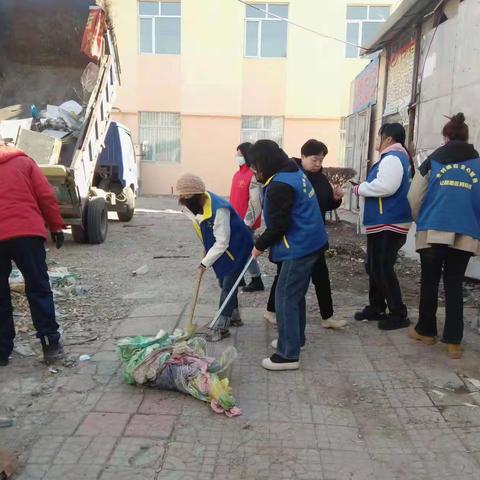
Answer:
[
  {"left": 153, "top": 255, "right": 190, "bottom": 259},
  {"left": 48, "top": 367, "right": 59, "bottom": 375},
  {"left": 0, "top": 418, "right": 15, "bottom": 428},
  {"left": 9, "top": 267, "right": 81, "bottom": 297},
  {"left": 79, "top": 355, "right": 91, "bottom": 362},
  {"left": 58, "top": 100, "right": 83, "bottom": 130},
  {"left": 132, "top": 265, "right": 149, "bottom": 276},
  {"left": 0, "top": 449, "right": 17, "bottom": 479},
  {"left": 117, "top": 333, "right": 241, "bottom": 417}
]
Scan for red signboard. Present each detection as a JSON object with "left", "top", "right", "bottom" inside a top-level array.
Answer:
[{"left": 353, "top": 57, "right": 379, "bottom": 114}]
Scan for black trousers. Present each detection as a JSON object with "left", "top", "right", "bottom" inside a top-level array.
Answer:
[
  {"left": 267, "top": 250, "right": 334, "bottom": 320},
  {"left": 0, "top": 237, "right": 60, "bottom": 358},
  {"left": 416, "top": 245, "right": 472, "bottom": 344},
  {"left": 366, "top": 231, "right": 407, "bottom": 318}
]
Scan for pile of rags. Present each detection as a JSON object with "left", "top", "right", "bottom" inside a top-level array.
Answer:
[{"left": 117, "top": 331, "right": 241, "bottom": 417}]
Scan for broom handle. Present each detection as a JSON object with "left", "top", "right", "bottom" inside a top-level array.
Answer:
[
  {"left": 209, "top": 256, "right": 254, "bottom": 329},
  {"left": 187, "top": 268, "right": 204, "bottom": 330}
]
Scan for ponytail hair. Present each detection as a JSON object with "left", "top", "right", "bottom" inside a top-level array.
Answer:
[{"left": 379, "top": 123, "right": 415, "bottom": 177}]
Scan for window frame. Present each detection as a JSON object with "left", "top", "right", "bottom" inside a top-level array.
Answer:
[
  {"left": 240, "top": 116, "right": 285, "bottom": 146},
  {"left": 138, "top": 1, "right": 181, "bottom": 56},
  {"left": 244, "top": 3, "right": 289, "bottom": 59},
  {"left": 346, "top": 5, "right": 390, "bottom": 58},
  {"left": 139, "top": 111, "right": 182, "bottom": 164}
]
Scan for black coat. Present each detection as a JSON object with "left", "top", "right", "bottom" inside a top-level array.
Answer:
[{"left": 292, "top": 158, "right": 341, "bottom": 222}]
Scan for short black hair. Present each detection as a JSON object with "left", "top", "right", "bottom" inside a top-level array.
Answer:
[{"left": 301, "top": 139, "right": 328, "bottom": 157}]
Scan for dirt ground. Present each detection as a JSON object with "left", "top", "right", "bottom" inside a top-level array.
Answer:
[
  {"left": 3, "top": 197, "right": 480, "bottom": 480},
  {"left": 10, "top": 201, "right": 480, "bottom": 357}
]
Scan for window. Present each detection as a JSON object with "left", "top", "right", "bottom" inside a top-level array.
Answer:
[
  {"left": 139, "top": 2, "right": 181, "bottom": 55},
  {"left": 245, "top": 4, "right": 289, "bottom": 58},
  {"left": 139, "top": 112, "right": 181, "bottom": 163},
  {"left": 346, "top": 5, "right": 390, "bottom": 58},
  {"left": 241, "top": 116, "right": 284, "bottom": 146}
]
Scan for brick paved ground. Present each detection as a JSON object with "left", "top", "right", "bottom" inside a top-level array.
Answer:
[{"left": 2, "top": 199, "right": 480, "bottom": 479}]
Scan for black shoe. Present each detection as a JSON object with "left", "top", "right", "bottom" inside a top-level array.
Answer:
[
  {"left": 0, "top": 357, "right": 9, "bottom": 367},
  {"left": 239, "top": 277, "right": 246, "bottom": 287},
  {"left": 354, "top": 307, "right": 386, "bottom": 322},
  {"left": 378, "top": 316, "right": 410, "bottom": 331},
  {"left": 242, "top": 276, "right": 265, "bottom": 293},
  {"left": 41, "top": 337, "right": 64, "bottom": 365}
]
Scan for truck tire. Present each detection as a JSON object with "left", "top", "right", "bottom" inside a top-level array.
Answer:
[
  {"left": 87, "top": 197, "right": 108, "bottom": 244},
  {"left": 117, "top": 187, "right": 135, "bottom": 222},
  {"left": 71, "top": 203, "right": 89, "bottom": 243}
]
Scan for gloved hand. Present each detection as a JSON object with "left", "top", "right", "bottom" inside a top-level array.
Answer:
[{"left": 51, "top": 232, "right": 65, "bottom": 249}]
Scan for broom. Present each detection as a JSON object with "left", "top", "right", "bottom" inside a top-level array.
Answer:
[{"left": 185, "top": 267, "right": 205, "bottom": 337}]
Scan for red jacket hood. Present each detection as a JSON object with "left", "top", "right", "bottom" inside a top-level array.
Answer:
[{"left": 0, "top": 147, "right": 24, "bottom": 164}]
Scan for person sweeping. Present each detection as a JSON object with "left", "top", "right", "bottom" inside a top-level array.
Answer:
[{"left": 176, "top": 174, "right": 253, "bottom": 342}]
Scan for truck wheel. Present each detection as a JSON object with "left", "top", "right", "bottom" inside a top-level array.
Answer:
[
  {"left": 117, "top": 187, "right": 135, "bottom": 222},
  {"left": 72, "top": 203, "right": 89, "bottom": 243},
  {"left": 87, "top": 197, "right": 108, "bottom": 244}
]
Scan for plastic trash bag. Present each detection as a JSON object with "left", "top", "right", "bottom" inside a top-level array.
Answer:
[{"left": 117, "top": 333, "right": 241, "bottom": 416}]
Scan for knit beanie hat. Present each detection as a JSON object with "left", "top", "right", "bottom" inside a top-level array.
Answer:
[{"left": 176, "top": 174, "right": 206, "bottom": 196}]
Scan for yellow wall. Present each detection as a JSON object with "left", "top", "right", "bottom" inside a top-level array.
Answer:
[{"left": 111, "top": 0, "right": 396, "bottom": 195}]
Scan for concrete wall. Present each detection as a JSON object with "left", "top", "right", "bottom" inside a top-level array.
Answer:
[{"left": 111, "top": 0, "right": 395, "bottom": 195}]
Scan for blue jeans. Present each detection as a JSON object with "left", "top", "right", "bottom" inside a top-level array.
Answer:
[
  {"left": 216, "top": 264, "right": 245, "bottom": 329},
  {"left": 275, "top": 251, "right": 320, "bottom": 360},
  {"left": 0, "top": 237, "right": 60, "bottom": 358}
]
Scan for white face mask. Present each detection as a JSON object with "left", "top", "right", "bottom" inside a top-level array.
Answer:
[{"left": 236, "top": 155, "right": 246, "bottom": 166}]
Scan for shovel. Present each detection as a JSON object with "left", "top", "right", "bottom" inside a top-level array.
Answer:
[
  {"left": 185, "top": 267, "right": 205, "bottom": 337},
  {"left": 207, "top": 256, "right": 254, "bottom": 330}
]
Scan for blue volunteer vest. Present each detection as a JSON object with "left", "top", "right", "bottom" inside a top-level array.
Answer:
[
  {"left": 263, "top": 170, "right": 327, "bottom": 262},
  {"left": 417, "top": 157, "right": 480, "bottom": 240},
  {"left": 363, "top": 150, "right": 413, "bottom": 226},
  {"left": 194, "top": 192, "right": 253, "bottom": 280}
]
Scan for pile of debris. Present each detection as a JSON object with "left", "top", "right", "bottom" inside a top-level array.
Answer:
[{"left": 118, "top": 331, "right": 242, "bottom": 417}]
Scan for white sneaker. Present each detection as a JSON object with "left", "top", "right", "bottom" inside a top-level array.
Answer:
[
  {"left": 262, "top": 357, "right": 299, "bottom": 371},
  {"left": 264, "top": 311, "right": 277, "bottom": 325},
  {"left": 271, "top": 339, "right": 305, "bottom": 350},
  {"left": 321, "top": 318, "right": 348, "bottom": 330}
]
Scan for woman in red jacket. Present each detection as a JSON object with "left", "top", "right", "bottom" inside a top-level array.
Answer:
[
  {"left": 0, "top": 143, "right": 65, "bottom": 366},
  {"left": 229, "top": 142, "right": 264, "bottom": 292}
]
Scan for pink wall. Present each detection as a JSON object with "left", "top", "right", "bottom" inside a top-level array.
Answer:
[
  {"left": 112, "top": 112, "right": 343, "bottom": 196},
  {"left": 137, "top": 115, "right": 241, "bottom": 196},
  {"left": 283, "top": 118, "right": 342, "bottom": 166}
]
